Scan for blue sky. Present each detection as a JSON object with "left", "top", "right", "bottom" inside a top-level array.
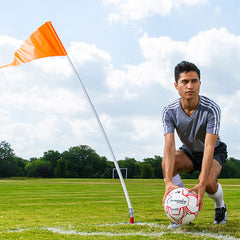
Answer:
[{"left": 0, "top": 0, "right": 240, "bottom": 161}]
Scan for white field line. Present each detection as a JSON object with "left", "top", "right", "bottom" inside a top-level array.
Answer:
[
  {"left": 7, "top": 223, "right": 239, "bottom": 240},
  {"left": 43, "top": 227, "right": 165, "bottom": 237},
  {"left": 95, "top": 222, "right": 165, "bottom": 227},
  {"left": 43, "top": 227, "right": 238, "bottom": 240}
]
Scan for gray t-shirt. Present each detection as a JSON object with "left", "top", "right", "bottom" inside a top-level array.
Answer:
[{"left": 162, "top": 95, "right": 221, "bottom": 152}]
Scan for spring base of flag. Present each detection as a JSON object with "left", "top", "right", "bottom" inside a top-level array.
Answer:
[{"left": 129, "top": 207, "right": 134, "bottom": 224}]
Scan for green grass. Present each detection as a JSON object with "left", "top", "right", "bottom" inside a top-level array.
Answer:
[{"left": 0, "top": 178, "right": 239, "bottom": 239}]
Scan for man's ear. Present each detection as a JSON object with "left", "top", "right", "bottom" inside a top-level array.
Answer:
[{"left": 174, "top": 82, "right": 178, "bottom": 90}]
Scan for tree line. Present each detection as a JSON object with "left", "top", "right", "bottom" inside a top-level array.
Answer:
[{"left": 0, "top": 140, "right": 240, "bottom": 179}]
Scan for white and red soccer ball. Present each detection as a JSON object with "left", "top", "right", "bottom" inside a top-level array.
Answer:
[{"left": 164, "top": 188, "right": 199, "bottom": 225}]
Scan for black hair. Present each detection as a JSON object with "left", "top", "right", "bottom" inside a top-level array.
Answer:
[{"left": 174, "top": 61, "right": 200, "bottom": 83}]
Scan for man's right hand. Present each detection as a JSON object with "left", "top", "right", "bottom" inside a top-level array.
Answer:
[{"left": 162, "top": 182, "right": 179, "bottom": 207}]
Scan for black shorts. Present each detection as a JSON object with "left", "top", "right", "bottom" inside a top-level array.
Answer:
[{"left": 179, "top": 142, "right": 228, "bottom": 171}]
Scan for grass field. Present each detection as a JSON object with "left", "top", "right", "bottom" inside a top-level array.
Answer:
[{"left": 0, "top": 178, "right": 239, "bottom": 239}]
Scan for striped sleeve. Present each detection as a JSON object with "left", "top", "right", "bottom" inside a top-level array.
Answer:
[
  {"left": 201, "top": 97, "right": 221, "bottom": 135},
  {"left": 162, "top": 100, "right": 178, "bottom": 135}
]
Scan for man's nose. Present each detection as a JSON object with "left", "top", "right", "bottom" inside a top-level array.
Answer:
[{"left": 187, "top": 81, "right": 193, "bottom": 88}]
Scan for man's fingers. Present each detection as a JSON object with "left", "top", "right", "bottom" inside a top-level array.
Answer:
[
  {"left": 197, "top": 198, "right": 203, "bottom": 211},
  {"left": 189, "top": 186, "right": 202, "bottom": 211},
  {"left": 189, "top": 187, "right": 197, "bottom": 194},
  {"left": 162, "top": 190, "right": 171, "bottom": 205},
  {"left": 162, "top": 184, "right": 179, "bottom": 206}
]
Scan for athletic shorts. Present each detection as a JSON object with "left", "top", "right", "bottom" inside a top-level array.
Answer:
[{"left": 179, "top": 142, "right": 228, "bottom": 171}]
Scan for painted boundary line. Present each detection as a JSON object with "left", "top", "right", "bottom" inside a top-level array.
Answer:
[
  {"left": 8, "top": 223, "right": 239, "bottom": 240},
  {"left": 42, "top": 227, "right": 238, "bottom": 240}
]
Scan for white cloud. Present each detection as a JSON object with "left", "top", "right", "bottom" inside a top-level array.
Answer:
[
  {"left": 0, "top": 38, "right": 113, "bottom": 159},
  {"left": 108, "top": 28, "right": 240, "bottom": 95},
  {"left": 217, "top": 91, "right": 240, "bottom": 158},
  {"left": 176, "top": 0, "right": 207, "bottom": 6},
  {"left": 130, "top": 116, "right": 162, "bottom": 141},
  {"left": 33, "top": 57, "right": 72, "bottom": 78},
  {"left": 103, "top": 0, "right": 208, "bottom": 23},
  {"left": 106, "top": 28, "right": 240, "bottom": 158},
  {"left": 68, "top": 42, "right": 111, "bottom": 66},
  {"left": 1, "top": 26, "right": 240, "bottom": 160},
  {"left": 0, "top": 36, "right": 23, "bottom": 64}
]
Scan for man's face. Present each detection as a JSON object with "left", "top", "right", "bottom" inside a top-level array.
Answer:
[{"left": 174, "top": 71, "right": 201, "bottom": 101}]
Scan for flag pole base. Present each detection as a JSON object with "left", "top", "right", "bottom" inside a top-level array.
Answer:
[{"left": 129, "top": 207, "right": 134, "bottom": 224}]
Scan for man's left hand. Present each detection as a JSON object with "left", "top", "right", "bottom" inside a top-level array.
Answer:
[{"left": 189, "top": 183, "right": 206, "bottom": 212}]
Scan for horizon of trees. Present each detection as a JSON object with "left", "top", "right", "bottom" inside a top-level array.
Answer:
[{"left": 0, "top": 140, "right": 240, "bottom": 179}]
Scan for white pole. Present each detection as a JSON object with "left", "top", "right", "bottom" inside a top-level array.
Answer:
[{"left": 66, "top": 55, "right": 134, "bottom": 223}]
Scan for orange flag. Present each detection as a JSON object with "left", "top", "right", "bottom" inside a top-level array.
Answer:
[{"left": 0, "top": 22, "right": 67, "bottom": 69}]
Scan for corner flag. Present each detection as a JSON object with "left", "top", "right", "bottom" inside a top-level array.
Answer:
[
  {"left": 0, "top": 22, "right": 134, "bottom": 223},
  {"left": 0, "top": 22, "right": 67, "bottom": 68}
]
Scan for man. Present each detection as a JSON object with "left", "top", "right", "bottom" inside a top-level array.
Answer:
[{"left": 162, "top": 61, "right": 227, "bottom": 229}]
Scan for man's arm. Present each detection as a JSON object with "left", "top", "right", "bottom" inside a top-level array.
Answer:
[
  {"left": 190, "top": 133, "right": 218, "bottom": 211},
  {"left": 162, "top": 133, "right": 178, "bottom": 204}
]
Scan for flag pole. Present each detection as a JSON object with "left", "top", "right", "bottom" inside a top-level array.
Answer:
[{"left": 66, "top": 55, "right": 134, "bottom": 224}]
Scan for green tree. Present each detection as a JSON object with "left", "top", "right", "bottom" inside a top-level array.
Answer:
[
  {"left": 220, "top": 158, "right": 240, "bottom": 178},
  {"left": 0, "top": 141, "right": 20, "bottom": 177},
  {"left": 143, "top": 155, "right": 163, "bottom": 178},
  {"left": 25, "top": 159, "right": 52, "bottom": 178},
  {"left": 180, "top": 171, "right": 200, "bottom": 179},
  {"left": 118, "top": 158, "right": 140, "bottom": 178},
  {"left": 42, "top": 150, "right": 61, "bottom": 177},
  {"left": 14, "top": 157, "right": 27, "bottom": 177},
  {"left": 101, "top": 160, "right": 114, "bottom": 178},
  {"left": 62, "top": 145, "right": 109, "bottom": 178},
  {"left": 54, "top": 158, "right": 68, "bottom": 178},
  {"left": 139, "top": 162, "right": 154, "bottom": 179}
]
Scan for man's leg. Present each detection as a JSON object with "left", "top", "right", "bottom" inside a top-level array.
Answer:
[
  {"left": 162, "top": 150, "right": 193, "bottom": 188},
  {"left": 205, "top": 159, "right": 227, "bottom": 224},
  {"left": 171, "top": 150, "right": 194, "bottom": 186}
]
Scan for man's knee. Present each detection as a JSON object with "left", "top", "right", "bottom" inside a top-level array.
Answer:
[
  {"left": 175, "top": 150, "right": 193, "bottom": 173},
  {"left": 175, "top": 151, "right": 183, "bottom": 169},
  {"left": 205, "top": 176, "right": 218, "bottom": 194},
  {"left": 162, "top": 151, "right": 181, "bottom": 169},
  {"left": 162, "top": 150, "right": 193, "bottom": 175},
  {"left": 206, "top": 160, "right": 222, "bottom": 194}
]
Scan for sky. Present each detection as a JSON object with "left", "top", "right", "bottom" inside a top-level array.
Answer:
[{"left": 0, "top": 0, "right": 240, "bottom": 161}]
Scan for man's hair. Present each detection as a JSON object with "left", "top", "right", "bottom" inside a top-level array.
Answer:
[{"left": 174, "top": 61, "right": 200, "bottom": 83}]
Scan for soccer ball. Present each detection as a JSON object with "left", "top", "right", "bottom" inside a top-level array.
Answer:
[{"left": 164, "top": 187, "right": 199, "bottom": 225}]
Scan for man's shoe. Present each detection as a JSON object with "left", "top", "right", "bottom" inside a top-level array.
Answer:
[
  {"left": 167, "top": 221, "right": 180, "bottom": 229},
  {"left": 214, "top": 204, "right": 227, "bottom": 224}
]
